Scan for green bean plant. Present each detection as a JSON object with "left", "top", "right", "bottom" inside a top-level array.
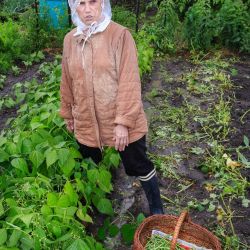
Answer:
[{"left": 0, "top": 57, "right": 120, "bottom": 249}]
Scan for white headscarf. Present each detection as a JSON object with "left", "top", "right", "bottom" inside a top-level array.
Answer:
[{"left": 68, "top": 0, "right": 112, "bottom": 37}]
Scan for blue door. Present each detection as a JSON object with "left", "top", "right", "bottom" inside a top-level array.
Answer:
[{"left": 39, "top": 0, "right": 69, "bottom": 29}]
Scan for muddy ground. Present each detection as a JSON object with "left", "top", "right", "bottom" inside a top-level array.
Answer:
[{"left": 0, "top": 53, "right": 249, "bottom": 249}]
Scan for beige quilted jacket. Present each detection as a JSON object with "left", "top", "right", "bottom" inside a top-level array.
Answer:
[{"left": 59, "top": 21, "right": 148, "bottom": 148}]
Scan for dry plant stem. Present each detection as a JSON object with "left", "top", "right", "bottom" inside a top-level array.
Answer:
[
  {"left": 220, "top": 195, "right": 236, "bottom": 236},
  {"left": 240, "top": 108, "right": 250, "bottom": 124},
  {"left": 160, "top": 194, "right": 176, "bottom": 205}
]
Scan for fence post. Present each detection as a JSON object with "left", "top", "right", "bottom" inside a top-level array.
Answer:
[
  {"left": 136, "top": 0, "right": 140, "bottom": 33},
  {"left": 34, "top": 0, "right": 39, "bottom": 49},
  {"left": 67, "top": 1, "right": 72, "bottom": 27}
]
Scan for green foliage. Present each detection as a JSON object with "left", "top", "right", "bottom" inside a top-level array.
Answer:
[
  {"left": 23, "top": 51, "right": 45, "bottom": 68},
  {"left": 97, "top": 213, "right": 145, "bottom": 245},
  {"left": 183, "top": 0, "right": 215, "bottom": 50},
  {"left": 183, "top": 0, "right": 250, "bottom": 51},
  {"left": 147, "top": 0, "right": 250, "bottom": 52},
  {"left": 215, "top": 0, "right": 250, "bottom": 52},
  {"left": 19, "top": 8, "right": 71, "bottom": 50},
  {"left": 134, "top": 29, "right": 155, "bottom": 76},
  {"left": 0, "top": 58, "right": 119, "bottom": 249},
  {"left": 112, "top": 6, "right": 136, "bottom": 30},
  {"left": 0, "top": 6, "right": 70, "bottom": 73},
  {"left": 147, "top": 0, "right": 181, "bottom": 53},
  {"left": 0, "top": 20, "right": 31, "bottom": 73},
  {"left": 0, "top": 75, "right": 6, "bottom": 90},
  {"left": 1, "top": 0, "right": 34, "bottom": 13}
]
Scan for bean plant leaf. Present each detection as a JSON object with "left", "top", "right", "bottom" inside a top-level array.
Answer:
[
  {"left": 96, "top": 198, "right": 113, "bottom": 216},
  {"left": 57, "top": 194, "right": 71, "bottom": 208},
  {"left": 0, "top": 228, "right": 7, "bottom": 245},
  {"left": 98, "top": 169, "right": 112, "bottom": 193},
  {"left": 19, "top": 213, "right": 35, "bottom": 228},
  {"left": 108, "top": 225, "right": 119, "bottom": 237},
  {"left": 45, "top": 149, "right": 58, "bottom": 167},
  {"left": 5, "top": 142, "right": 17, "bottom": 155},
  {"left": 47, "top": 193, "right": 58, "bottom": 206},
  {"left": 40, "top": 112, "right": 51, "bottom": 121},
  {"left": 136, "top": 213, "right": 146, "bottom": 224},
  {"left": 66, "top": 239, "right": 90, "bottom": 250},
  {"left": 29, "top": 150, "right": 45, "bottom": 168},
  {"left": 7, "top": 229, "right": 22, "bottom": 247},
  {"left": 76, "top": 208, "right": 93, "bottom": 223},
  {"left": 60, "top": 157, "right": 75, "bottom": 177},
  {"left": 20, "top": 234, "right": 34, "bottom": 249},
  {"left": 110, "top": 153, "right": 120, "bottom": 167},
  {"left": 58, "top": 149, "right": 75, "bottom": 177},
  {"left": 41, "top": 205, "right": 53, "bottom": 216},
  {"left": 30, "top": 132, "right": 44, "bottom": 146},
  {"left": 54, "top": 206, "right": 77, "bottom": 217},
  {"left": 58, "top": 148, "right": 70, "bottom": 165},
  {"left": 69, "top": 147, "right": 82, "bottom": 159},
  {"left": 64, "top": 181, "right": 79, "bottom": 206},
  {"left": 0, "top": 149, "right": 9, "bottom": 163},
  {"left": 0, "top": 199, "right": 4, "bottom": 217},
  {"left": 0, "top": 136, "right": 7, "bottom": 147},
  {"left": 121, "top": 223, "right": 137, "bottom": 245},
  {"left": 21, "top": 139, "right": 33, "bottom": 154},
  {"left": 11, "top": 158, "right": 29, "bottom": 175},
  {"left": 51, "top": 220, "right": 62, "bottom": 238},
  {"left": 87, "top": 169, "right": 99, "bottom": 183}
]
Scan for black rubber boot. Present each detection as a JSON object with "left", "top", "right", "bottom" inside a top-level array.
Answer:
[{"left": 140, "top": 175, "right": 164, "bottom": 215}]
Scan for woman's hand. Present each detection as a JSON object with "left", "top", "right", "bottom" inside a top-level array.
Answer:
[
  {"left": 113, "top": 124, "right": 129, "bottom": 151},
  {"left": 65, "top": 119, "right": 74, "bottom": 132}
]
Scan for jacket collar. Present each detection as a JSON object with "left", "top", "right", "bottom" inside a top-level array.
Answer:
[{"left": 73, "top": 18, "right": 111, "bottom": 45}]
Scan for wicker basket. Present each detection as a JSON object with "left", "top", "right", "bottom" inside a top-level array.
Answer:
[{"left": 133, "top": 210, "right": 221, "bottom": 250}]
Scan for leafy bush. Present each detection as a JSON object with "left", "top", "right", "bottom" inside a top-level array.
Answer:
[
  {"left": 1, "top": 0, "right": 34, "bottom": 13},
  {"left": 183, "top": 0, "right": 216, "bottom": 50},
  {"left": 0, "top": 7, "right": 70, "bottom": 73},
  {"left": 183, "top": 0, "right": 250, "bottom": 51},
  {"left": 215, "top": 0, "right": 250, "bottom": 52},
  {"left": 19, "top": 8, "right": 70, "bottom": 49},
  {"left": 147, "top": 0, "right": 181, "bottom": 53},
  {"left": 148, "top": 0, "right": 250, "bottom": 52},
  {"left": 134, "top": 29, "right": 155, "bottom": 76},
  {"left": 112, "top": 5, "right": 136, "bottom": 30},
  {"left": 0, "top": 20, "right": 31, "bottom": 73},
  {"left": 0, "top": 58, "right": 119, "bottom": 249}
]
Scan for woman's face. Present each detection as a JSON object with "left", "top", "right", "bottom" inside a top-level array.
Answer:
[{"left": 76, "top": 0, "right": 103, "bottom": 25}]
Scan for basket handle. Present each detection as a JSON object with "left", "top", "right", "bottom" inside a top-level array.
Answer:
[{"left": 170, "top": 210, "right": 191, "bottom": 250}]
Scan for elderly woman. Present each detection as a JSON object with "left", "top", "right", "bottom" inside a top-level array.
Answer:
[{"left": 59, "top": 0, "right": 164, "bottom": 215}]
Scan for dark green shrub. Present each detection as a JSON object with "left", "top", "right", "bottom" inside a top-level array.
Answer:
[
  {"left": 2, "top": 0, "right": 34, "bottom": 13},
  {"left": 19, "top": 8, "right": 69, "bottom": 50},
  {"left": 134, "top": 29, "right": 155, "bottom": 76},
  {"left": 182, "top": 0, "right": 250, "bottom": 51},
  {"left": 183, "top": 0, "right": 216, "bottom": 50},
  {"left": 215, "top": 0, "right": 250, "bottom": 52},
  {"left": 112, "top": 5, "right": 136, "bottom": 30},
  {"left": 144, "top": 0, "right": 181, "bottom": 53},
  {"left": 0, "top": 20, "right": 31, "bottom": 73}
]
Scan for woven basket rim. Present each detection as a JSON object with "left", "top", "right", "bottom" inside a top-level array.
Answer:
[{"left": 133, "top": 213, "right": 222, "bottom": 250}]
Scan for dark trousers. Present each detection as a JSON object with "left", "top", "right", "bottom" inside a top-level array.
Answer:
[{"left": 77, "top": 135, "right": 155, "bottom": 179}]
